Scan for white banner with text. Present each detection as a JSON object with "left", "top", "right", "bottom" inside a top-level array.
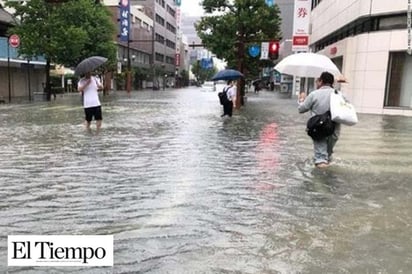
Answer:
[{"left": 8, "top": 235, "right": 113, "bottom": 266}]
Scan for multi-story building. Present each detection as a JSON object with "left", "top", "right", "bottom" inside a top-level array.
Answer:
[
  {"left": 310, "top": 0, "right": 412, "bottom": 115},
  {"left": 0, "top": 6, "right": 46, "bottom": 102},
  {"left": 104, "top": 0, "right": 154, "bottom": 89},
  {"left": 104, "top": 0, "right": 179, "bottom": 89},
  {"left": 131, "top": 0, "right": 177, "bottom": 76}
]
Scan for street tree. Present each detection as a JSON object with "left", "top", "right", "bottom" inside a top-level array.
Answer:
[
  {"left": 5, "top": 0, "right": 116, "bottom": 100},
  {"left": 191, "top": 61, "right": 218, "bottom": 84},
  {"left": 196, "top": 0, "right": 282, "bottom": 107}
]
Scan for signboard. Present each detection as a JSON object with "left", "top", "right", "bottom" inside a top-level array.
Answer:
[
  {"left": 260, "top": 42, "right": 269, "bottom": 59},
  {"left": 201, "top": 58, "right": 213, "bottom": 69},
  {"left": 9, "top": 34, "right": 20, "bottom": 48},
  {"left": 265, "top": 0, "right": 274, "bottom": 7},
  {"left": 292, "top": 0, "right": 310, "bottom": 52},
  {"left": 119, "top": 0, "right": 130, "bottom": 42},
  {"left": 175, "top": 53, "right": 180, "bottom": 67},
  {"left": 176, "top": 8, "right": 181, "bottom": 55},
  {"left": 248, "top": 45, "right": 260, "bottom": 57},
  {"left": 117, "top": 62, "right": 122, "bottom": 74}
]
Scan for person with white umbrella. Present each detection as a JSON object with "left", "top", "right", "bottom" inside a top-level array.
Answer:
[{"left": 298, "top": 72, "right": 340, "bottom": 168}]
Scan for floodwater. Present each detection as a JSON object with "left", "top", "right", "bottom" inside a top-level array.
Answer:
[{"left": 0, "top": 88, "right": 411, "bottom": 273}]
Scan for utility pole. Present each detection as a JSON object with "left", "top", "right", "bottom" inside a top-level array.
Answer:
[{"left": 126, "top": 36, "right": 131, "bottom": 94}]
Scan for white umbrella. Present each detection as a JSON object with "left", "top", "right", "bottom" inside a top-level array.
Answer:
[{"left": 274, "top": 52, "right": 341, "bottom": 78}]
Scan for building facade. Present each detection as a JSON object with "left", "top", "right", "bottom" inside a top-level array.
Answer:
[
  {"left": 132, "top": 0, "right": 178, "bottom": 75},
  {"left": 0, "top": 7, "right": 46, "bottom": 102},
  {"left": 310, "top": 0, "right": 412, "bottom": 115}
]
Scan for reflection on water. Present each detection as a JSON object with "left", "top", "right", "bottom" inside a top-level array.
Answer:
[{"left": 1, "top": 90, "right": 412, "bottom": 273}]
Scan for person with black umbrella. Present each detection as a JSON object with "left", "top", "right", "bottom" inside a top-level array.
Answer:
[{"left": 78, "top": 72, "right": 103, "bottom": 132}]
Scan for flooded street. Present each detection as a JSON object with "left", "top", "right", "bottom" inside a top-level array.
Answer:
[{"left": 1, "top": 88, "right": 412, "bottom": 273}]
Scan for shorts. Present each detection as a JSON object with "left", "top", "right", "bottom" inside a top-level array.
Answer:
[{"left": 84, "top": 106, "right": 102, "bottom": 122}]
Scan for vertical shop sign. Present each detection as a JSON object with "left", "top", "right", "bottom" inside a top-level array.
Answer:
[
  {"left": 175, "top": 7, "right": 181, "bottom": 67},
  {"left": 292, "top": 0, "right": 311, "bottom": 52},
  {"left": 119, "top": 0, "right": 130, "bottom": 42}
]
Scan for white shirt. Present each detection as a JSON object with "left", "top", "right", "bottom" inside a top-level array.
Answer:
[
  {"left": 226, "top": 85, "right": 237, "bottom": 101},
  {"left": 78, "top": 76, "right": 101, "bottom": 108}
]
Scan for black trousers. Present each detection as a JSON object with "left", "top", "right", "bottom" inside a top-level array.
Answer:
[{"left": 223, "top": 101, "right": 233, "bottom": 117}]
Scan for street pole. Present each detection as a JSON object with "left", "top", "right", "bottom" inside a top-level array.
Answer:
[
  {"left": 27, "top": 59, "right": 31, "bottom": 101},
  {"left": 126, "top": 34, "right": 131, "bottom": 94},
  {"left": 7, "top": 42, "right": 11, "bottom": 103},
  {"left": 236, "top": 39, "right": 244, "bottom": 109}
]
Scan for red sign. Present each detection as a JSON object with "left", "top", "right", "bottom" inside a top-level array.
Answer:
[
  {"left": 9, "top": 34, "right": 20, "bottom": 48},
  {"left": 175, "top": 53, "right": 180, "bottom": 67},
  {"left": 292, "top": 36, "right": 309, "bottom": 46}
]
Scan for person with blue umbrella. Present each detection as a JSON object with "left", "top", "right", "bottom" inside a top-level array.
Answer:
[{"left": 221, "top": 80, "right": 237, "bottom": 117}]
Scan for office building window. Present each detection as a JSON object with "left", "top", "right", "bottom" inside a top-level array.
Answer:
[
  {"left": 156, "top": 14, "right": 165, "bottom": 26},
  {"left": 385, "top": 52, "right": 412, "bottom": 108},
  {"left": 155, "top": 53, "right": 164, "bottom": 62},
  {"left": 166, "top": 39, "right": 175, "bottom": 49},
  {"left": 166, "top": 22, "right": 176, "bottom": 34},
  {"left": 167, "top": 5, "right": 176, "bottom": 17},
  {"left": 155, "top": 33, "right": 165, "bottom": 44}
]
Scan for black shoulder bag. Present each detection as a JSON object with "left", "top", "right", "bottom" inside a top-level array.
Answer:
[{"left": 306, "top": 111, "right": 335, "bottom": 141}]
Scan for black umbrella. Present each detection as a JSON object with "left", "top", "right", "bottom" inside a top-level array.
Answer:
[
  {"left": 211, "top": 69, "right": 244, "bottom": 81},
  {"left": 74, "top": 56, "right": 108, "bottom": 76}
]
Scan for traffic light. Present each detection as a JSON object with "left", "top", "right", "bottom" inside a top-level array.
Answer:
[{"left": 269, "top": 41, "right": 279, "bottom": 60}]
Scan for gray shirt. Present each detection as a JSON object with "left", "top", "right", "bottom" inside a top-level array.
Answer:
[{"left": 298, "top": 86, "right": 334, "bottom": 115}]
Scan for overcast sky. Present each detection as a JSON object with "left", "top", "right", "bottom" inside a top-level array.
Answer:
[{"left": 180, "top": 0, "right": 204, "bottom": 16}]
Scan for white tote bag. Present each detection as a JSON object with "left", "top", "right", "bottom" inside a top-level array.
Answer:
[{"left": 330, "top": 90, "right": 358, "bottom": 126}]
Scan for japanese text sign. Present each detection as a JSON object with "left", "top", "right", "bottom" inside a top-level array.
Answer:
[{"left": 119, "top": 0, "right": 130, "bottom": 42}]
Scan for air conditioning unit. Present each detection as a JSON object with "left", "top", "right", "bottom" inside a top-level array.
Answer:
[{"left": 280, "top": 84, "right": 289, "bottom": 93}]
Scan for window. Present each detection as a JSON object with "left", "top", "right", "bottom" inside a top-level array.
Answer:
[
  {"left": 155, "top": 33, "right": 165, "bottom": 44},
  {"left": 166, "top": 56, "right": 175, "bottom": 64},
  {"left": 166, "top": 39, "right": 175, "bottom": 49},
  {"left": 155, "top": 53, "right": 164, "bottom": 62},
  {"left": 167, "top": 5, "right": 176, "bottom": 17},
  {"left": 385, "top": 52, "right": 412, "bottom": 108},
  {"left": 379, "top": 15, "right": 406, "bottom": 30},
  {"left": 156, "top": 14, "right": 165, "bottom": 26},
  {"left": 166, "top": 22, "right": 176, "bottom": 34}
]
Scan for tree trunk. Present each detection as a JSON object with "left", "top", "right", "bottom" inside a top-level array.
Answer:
[{"left": 45, "top": 60, "right": 51, "bottom": 101}]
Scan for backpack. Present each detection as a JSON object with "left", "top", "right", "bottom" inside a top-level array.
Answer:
[
  {"left": 306, "top": 111, "right": 335, "bottom": 141},
  {"left": 218, "top": 87, "right": 230, "bottom": 105}
]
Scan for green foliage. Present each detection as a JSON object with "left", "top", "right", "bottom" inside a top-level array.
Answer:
[
  {"left": 5, "top": 0, "right": 116, "bottom": 67},
  {"left": 191, "top": 61, "right": 218, "bottom": 83},
  {"left": 196, "top": 0, "right": 282, "bottom": 78}
]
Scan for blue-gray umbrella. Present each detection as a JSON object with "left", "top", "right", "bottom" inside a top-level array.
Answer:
[
  {"left": 211, "top": 69, "right": 244, "bottom": 81},
  {"left": 74, "top": 56, "right": 108, "bottom": 76}
]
